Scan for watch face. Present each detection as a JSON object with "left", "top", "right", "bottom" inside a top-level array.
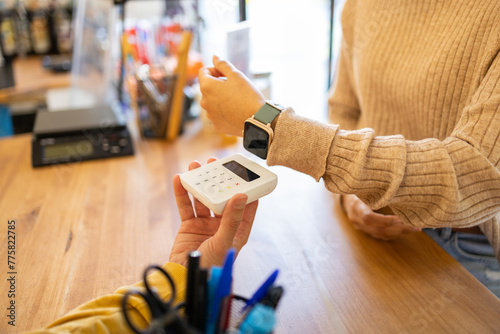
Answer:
[{"left": 244, "top": 122, "right": 270, "bottom": 159}]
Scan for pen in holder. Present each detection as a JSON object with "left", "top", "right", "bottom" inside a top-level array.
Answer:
[
  {"left": 121, "top": 249, "right": 283, "bottom": 334},
  {"left": 134, "top": 64, "right": 177, "bottom": 138},
  {"left": 189, "top": 249, "right": 282, "bottom": 334}
]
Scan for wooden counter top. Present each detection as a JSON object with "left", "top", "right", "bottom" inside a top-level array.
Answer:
[
  {"left": 0, "top": 56, "right": 71, "bottom": 104},
  {"left": 0, "top": 123, "right": 499, "bottom": 333}
]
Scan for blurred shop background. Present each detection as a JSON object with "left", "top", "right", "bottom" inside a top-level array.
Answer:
[{"left": 0, "top": 0, "right": 345, "bottom": 138}]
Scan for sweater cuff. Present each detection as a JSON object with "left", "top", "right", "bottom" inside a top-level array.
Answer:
[{"left": 267, "top": 108, "right": 338, "bottom": 181}]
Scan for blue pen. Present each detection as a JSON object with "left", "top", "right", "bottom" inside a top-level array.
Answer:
[
  {"left": 242, "top": 269, "right": 279, "bottom": 312},
  {"left": 206, "top": 248, "right": 235, "bottom": 334}
]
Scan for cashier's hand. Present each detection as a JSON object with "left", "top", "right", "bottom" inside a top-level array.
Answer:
[
  {"left": 170, "top": 158, "right": 259, "bottom": 268},
  {"left": 198, "top": 55, "right": 266, "bottom": 137},
  {"left": 342, "top": 194, "right": 421, "bottom": 241}
]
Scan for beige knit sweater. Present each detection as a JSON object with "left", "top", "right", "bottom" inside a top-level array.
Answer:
[{"left": 267, "top": 0, "right": 500, "bottom": 264}]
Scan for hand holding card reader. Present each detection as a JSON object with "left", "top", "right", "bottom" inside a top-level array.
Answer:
[{"left": 180, "top": 154, "right": 277, "bottom": 215}]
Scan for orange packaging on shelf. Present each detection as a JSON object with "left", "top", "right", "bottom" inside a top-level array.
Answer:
[{"left": 186, "top": 51, "right": 204, "bottom": 83}]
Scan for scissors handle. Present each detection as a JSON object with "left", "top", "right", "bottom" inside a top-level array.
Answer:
[
  {"left": 122, "top": 265, "right": 178, "bottom": 334},
  {"left": 122, "top": 289, "right": 155, "bottom": 334},
  {"left": 142, "top": 265, "right": 177, "bottom": 310}
]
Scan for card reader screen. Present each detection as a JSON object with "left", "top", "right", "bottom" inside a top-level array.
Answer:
[{"left": 223, "top": 160, "right": 260, "bottom": 182}]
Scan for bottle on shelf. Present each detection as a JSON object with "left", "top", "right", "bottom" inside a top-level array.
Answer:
[
  {"left": 0, "top": 38, "right": 5, "bottom": 67},
  {"left": 14, "top": 0, "right": 32, "bottom": 56},
  {"left": 0, "top": 1, "right": 19, "bottom": 60},
  {"left": 28, "top": 0, "right": 51, "bottom": 55},
  {"left": 50, "top": 0, "right": 72, "bottom": 54}
]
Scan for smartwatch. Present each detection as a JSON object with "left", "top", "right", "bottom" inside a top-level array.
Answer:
[{"left": 243, "top": 100, "right": 285, "bottom": 159}]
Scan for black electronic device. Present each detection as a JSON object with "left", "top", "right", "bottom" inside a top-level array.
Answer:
[
  {"left": 32, "top": 106, "right": 134, "bottom": 167},
  {"left": 42, "top": 55, "right": 72, "bottom": 72}
]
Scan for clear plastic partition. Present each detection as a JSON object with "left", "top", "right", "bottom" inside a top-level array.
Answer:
[
  {"left": 71, "top": 0, "right": 117, "bottom": 104},
  {"left": 48, "top": 0, "right": 118, "bottom": 111}
]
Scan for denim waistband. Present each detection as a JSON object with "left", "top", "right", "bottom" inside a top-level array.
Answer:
[{"left": 433, "top": 227, "right": 495, "bottom": 258}]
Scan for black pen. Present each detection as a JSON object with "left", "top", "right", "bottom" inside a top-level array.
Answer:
[
  {"left": 193, "top": 268, "right": 207, "bottom": 331},
  {"left": 186, "top": 250, "right": 201, "bottom": 328}
]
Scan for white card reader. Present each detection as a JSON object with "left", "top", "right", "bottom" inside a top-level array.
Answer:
[{"left": 180, "top": 153, "right": 277, "bottom": 214}]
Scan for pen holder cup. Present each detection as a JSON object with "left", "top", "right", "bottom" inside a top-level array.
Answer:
[
  {"left": 226, "top": 295, "right": 277, "bottom": 333},
  {"left": 133, "top": 65, "right": 178, "bottom": 138}
]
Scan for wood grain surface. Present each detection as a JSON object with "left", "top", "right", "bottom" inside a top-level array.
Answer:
[
  {"left": 0, "top": 56, "right": 71, "bottom": 104},
  {"left": 1, "top": 121, "right": 499, "bottom": 333}
]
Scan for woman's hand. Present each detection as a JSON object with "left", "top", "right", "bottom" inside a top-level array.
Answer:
[
  {"left": 342, "top": 194, "right": 421, "bottom": 241},
  {"left": 198, "top": 55, "right": 266, "bottom": 137},
  {"left": 169, "top": 158, "right": 259, "bottom": 268}
]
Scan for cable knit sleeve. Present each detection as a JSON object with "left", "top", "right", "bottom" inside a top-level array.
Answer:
[
  {"left": 270, "top": 52, "right": 500, "bottom": 227},
  {"left": 268, "top": 52, "right": 500, "bottom": 261},
  {"left": 393, "top": 51, "right": 500, "bottom": 229}
]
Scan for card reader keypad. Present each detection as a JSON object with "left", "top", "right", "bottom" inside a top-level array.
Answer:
[
  {"left": 195, "top": 167, "right": 240, "bottom": 199},
  {"left": 179, "top": 154, "right": 277, "bottom": 215}
]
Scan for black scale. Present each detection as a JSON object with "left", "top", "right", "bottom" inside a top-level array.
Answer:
[{"left": 32, "top": 106, "right": 134, "bottom": 167}]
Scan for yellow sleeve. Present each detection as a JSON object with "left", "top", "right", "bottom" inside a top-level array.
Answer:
[{"left": 25, "top": 263, "right": 187, "bottom": 334}]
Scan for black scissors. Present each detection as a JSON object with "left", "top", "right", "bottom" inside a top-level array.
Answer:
[{"left": 121, "top": 265, "right": 199, "bottom": 334}]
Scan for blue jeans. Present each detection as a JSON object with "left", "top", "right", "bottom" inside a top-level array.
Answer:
[{"left": 424, "top": 228, "right": 500, "bottom": 298}]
